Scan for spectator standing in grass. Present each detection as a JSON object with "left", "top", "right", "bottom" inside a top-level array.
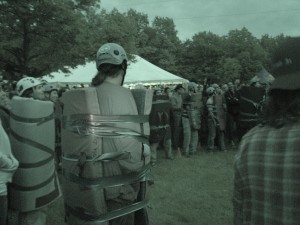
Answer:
[
  {"left": 221, "top": 83, "right": 229, "bottom": 93},
  {"left": 12, "top": 77, "right": 61, "bottom": 225},
  {"left": 206, "top": 85, "right": 227, "bottom": 152},
  {"left": 87, "top": 43, "right": 148, "bottom": 225},
  {"left": 212, "top": 84, "right": 227, "bottom": 152},
  {"left": 181, "top": 83, "right": 201, "bottom": 157},
  {"left": 233, "top": 38, "right": 300, "bottom": 225},
  {"left": 149, "top": 89, "right": 174, "bottom": 165},
  {"left": 224, "top": 82, "right": 240, "bottom": 147},
  {"left": 170, "top": 84, "right": 185, "bottom": 154},
  {"left": 206, "top": 86, "right": 216, "bottom": 152}
]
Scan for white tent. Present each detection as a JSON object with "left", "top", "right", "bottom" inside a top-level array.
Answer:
[
  {"left": 42, "top": 55, "right": 188, "bottom": 85},
  {"left": 250, "top": 67, "right": 275, "bottom": 84}
]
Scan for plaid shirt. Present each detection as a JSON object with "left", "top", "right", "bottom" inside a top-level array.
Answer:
[{"left": 233, "top": 121, "right": 300, "bottom": 225}]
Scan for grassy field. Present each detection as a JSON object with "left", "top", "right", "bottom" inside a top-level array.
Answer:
[
  {"left": 148, "top": 149, "right": 235, "bottom": 225},
  {"left": 8, "top": 148, "right": 236, "bottom": 225}
]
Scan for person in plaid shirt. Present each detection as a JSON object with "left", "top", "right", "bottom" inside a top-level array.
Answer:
[{"left": 233, "top": 38, "right": 300, "bottom": 225}]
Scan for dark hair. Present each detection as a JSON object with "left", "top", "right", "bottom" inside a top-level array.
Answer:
[
  {"left": 91, "top": 63, "right": 125, "bottom": 87},
  {"left": 92, "top": 63, "right": 122, "bottom": 87},
  {"left": 174, "top": 84, "right": 184, "bottom": 92},
  {"left": 261, "top": 89, "right": 300, "bottom": 128},
  {"left": 21, "top": 88, "right": 33, "bottom": 98},
  {"left": 164, "top": 87, "right": 170, "bottom": 93}
]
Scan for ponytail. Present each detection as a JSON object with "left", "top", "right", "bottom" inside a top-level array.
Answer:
[{"left": 91, "top": 63, "right": 125, "bottom": 87}]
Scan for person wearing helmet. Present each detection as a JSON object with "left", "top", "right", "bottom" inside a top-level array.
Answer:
[
  {"left": 12, "top": 77, "right": 60, "bottom": 225},
  {"left": 234, "top": 78, "right": 241, "bottom": 91},
  {"left": 187, "top": 82, "right": 197, "bottom": 93},
  {"left": 94, "top": 43, "right": 148, "bottom": 225},
  {"left": 206, "top": 86, "right": 215, "bottom": 96},
  {"left": 224, "top": 82, "right": 240, "bottom": 147},
  {"left": 16, "top": 77, "right": 45, "bottom": 100},
  {"left": 221, "top": 84, "right": 229, "bottom": 93},
  {"left": 63, "top": 43, "right": 148, "bottom": 225},
  {"left": 233, "top": 37, "right": 300, "bottom": 225},
  {"left": 149, "top": 87, "right": 174, "bottom": 166},
  {"left": 197, "top": 84, "right": 204, "bottom": 93},
  {"left": 181, "top": 84, "right": 202, "bottom": 157},
  {"left": 92, "top": 43, "right": 128, "bottom": 87},
  {"left": 205, "top": 85, "right": 226, "bottom": 152},
  {"left": 206, "top": 86, "right": 216, "bottom": 152},
  {"left": 44, "top": 84, "right": 59, "bottom": 103},
  {"left": 170, "top": 84, "right": 185, "bottom": 155},
  {"left": 214, "top": 84, "right": 227, "bottom": 151}
]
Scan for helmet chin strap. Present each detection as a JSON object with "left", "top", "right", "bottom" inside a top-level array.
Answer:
[
  {"left": 121, "top": 68, "right": 126, "bottom": 86},
  {"left": 120, "top": 61, "right": 127, "bottom": 86}
]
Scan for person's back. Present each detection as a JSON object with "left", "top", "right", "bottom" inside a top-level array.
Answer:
[
  {"left": 62, "top": 43, "right": 150, "bottom": 225},
  {"left": 95, "top": 82, "right": 144, "bottom": 198},
  {"left": 7, "top": 77, "right": 61, "bottom": 225},
  {"left": 233, "top": 38, "right": 300, "bottom": 225},
  {"left": 234, "top": 120, "right": 300, "bottom": 224},
  {"left": 238, "top": 85, "right": 266, "bottom": 139}
]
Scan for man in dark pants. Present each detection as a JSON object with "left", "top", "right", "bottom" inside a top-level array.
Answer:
[
  {"left": 170, "top": 84, "right": 185, "bottom": 154},
  {"left": 224, "top": 82, "right": 240, "bottom": 147}
]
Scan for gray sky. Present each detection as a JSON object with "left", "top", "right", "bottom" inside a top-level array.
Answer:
[{"left": 100, "top": 0, "right": 300, "bottom": 41}]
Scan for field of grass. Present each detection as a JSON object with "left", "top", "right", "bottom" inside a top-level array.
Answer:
[
  {"left": 8, "top": 148, "right": 236, "bottom": 225},
  {"left": 148, "top": 149, "right": 235, "bottom": 225}
]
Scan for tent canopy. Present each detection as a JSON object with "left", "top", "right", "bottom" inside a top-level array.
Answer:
[
  {"left": 250, "top": 67, "right": 275, "bottom": 84},
  {"left": 42, "top": 55, "right": 188, "bottom": 85}
]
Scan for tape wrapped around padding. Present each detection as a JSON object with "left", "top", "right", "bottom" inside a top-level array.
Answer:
[{"left": 9, "top": 97, "right": 61, "bottom": 212}]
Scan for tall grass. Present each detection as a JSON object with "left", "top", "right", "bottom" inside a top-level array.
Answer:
[{"left": 8, "top": 149, "right": 235, "bottom": 225}]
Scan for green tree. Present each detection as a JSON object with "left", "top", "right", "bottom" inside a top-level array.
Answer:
[
  {"left": 95, "top": 8, "right": 137, "bottom": 57},
  {"left": 138, "top": 17, "right": 181, "bottom": 74},
  {"left": 259, "top": 34, "right": 286, "bottom": 70},
  {"left": 271, "top": 36, "right": 300, "bottom": 76},
  {"left": 223, "top": 27, "right": 267, "bottom": 81},
  {"left": 126, "top": 9, "right": 150, "bottom": 51},
  {"left": 216, "top": 57, "right": 242, "bottom": 83},
  {"left": 0, "top": 0, "right": 100, "bottom": 80},
  {"left": 179, "top": 32, "right": 225, "bottom": 82}
]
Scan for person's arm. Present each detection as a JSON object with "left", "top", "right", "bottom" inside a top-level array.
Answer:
[
  {"left": 206, "top": 98, "right": 215, "bottom": 116},
  {"left": 169, "top": 96, "right": 177, "bottom": 108},
  {"left": 0, "top": 153, "right": 18, "bottom": 171},
  {"left": 222, "top": 95, "right": 227, "bottom": 111}
]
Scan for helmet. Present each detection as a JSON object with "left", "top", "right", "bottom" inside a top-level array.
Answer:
[
  {"left": 222, "top": 84, "right": 228, "bottom": 89},
  {"left": 206, "top": 87, "right": 215, "bottom": 95},
  {"left": 16, "top": 77, "right": 42, "bottom": 96},
  {"left": 44, "top": 84, "right": 58, "bottom": 93},
  {"left": 212, "top": 83, "right": 219, "bottom": 89},
  {"left": 188, "top": 82, "right": 197, "bottom": 91},
  {"left": 198, "top": 84, "right": 204, "bottom": 90},
  {"left": 96, "top": 43, "right": 128, "bottom": 70}
]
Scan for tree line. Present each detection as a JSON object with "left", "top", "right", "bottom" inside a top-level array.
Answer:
[{"left": 0, "top": 0, "right": 298, "bottom": 83}]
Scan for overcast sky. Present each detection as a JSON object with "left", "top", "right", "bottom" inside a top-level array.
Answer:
[{"left": 100, "top": 0, "right": 300, "bottom": 41}]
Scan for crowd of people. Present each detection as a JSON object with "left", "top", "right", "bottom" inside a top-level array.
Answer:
[
  {"left": 0, "top": 40, "right": 299, "bottom": 225},
  {"left": 147, "top": 77, "right": 270, "bottom": 165},
  {"left": 0, "top": 74, "right": 268, "bottom": 166},
  {"left": 0, "top": 68, "right": 269, "bottom": 224},
  {"left": 0, "top": 43, "right": 151, "bottom": 225}
]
